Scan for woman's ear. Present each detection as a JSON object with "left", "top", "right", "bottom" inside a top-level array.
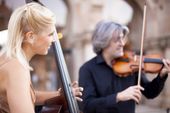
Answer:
[{"left": 24, "top": 31, "right": 35, "bottom": 44}]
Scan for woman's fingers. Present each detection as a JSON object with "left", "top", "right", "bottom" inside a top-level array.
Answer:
[
  {"left": 71, "top": 81, "right": 84, "bottom": 101},
  {"left": 73, "top": 87, "right": 83, "bottom": 96},
  {"left": 71, "top": 81, "right": 78, "bottom": 88},
  {"left": 73, "top": 87, "right": 83, "bottom": 101},
  {"left": 75, "top": 97, "right": 83, "bottom": 102}
]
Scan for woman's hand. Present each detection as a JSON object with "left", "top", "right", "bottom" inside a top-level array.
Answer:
[
  {"left": 117, "top": 85, "right": 144, "bottom": 104},
  {"left": 71, "top": 81, "right": 83, "bottom": 102},
  {"left": 160, "top": 59, "right": 170, "bottom": 77}
]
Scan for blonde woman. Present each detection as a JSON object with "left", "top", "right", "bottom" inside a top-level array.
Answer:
[{"left": 0, "top": 2, "right": 83, "bottom": 113}]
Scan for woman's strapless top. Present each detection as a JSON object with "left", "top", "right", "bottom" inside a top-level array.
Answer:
[
  {"left": 0, "top": 93, "right": 9, "bottom": 113},
  {"left": 0, "top": 84, "right": 36, "bottom": 113}
]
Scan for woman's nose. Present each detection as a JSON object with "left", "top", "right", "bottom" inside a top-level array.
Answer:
[
  {"left": 49, "top": 36, "right": 55, "bottom": 42},
  {"left": 52, "top": 37, "right": 55, "bottom": 42},
  {"left": 51, "top": 32, "right": 63, "bottom": 42}
]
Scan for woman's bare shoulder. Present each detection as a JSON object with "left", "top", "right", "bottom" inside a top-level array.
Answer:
[
  {"left": 1, "top": 56, "right": 29, "bottom": 79},
  {"left": 0, "top": 57, "right": 26, "bottom": 72},
  {"left": 0, "top": 56, "right": 30, "bottom": 90}
]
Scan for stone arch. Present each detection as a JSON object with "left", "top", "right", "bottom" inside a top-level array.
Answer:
[
  {"left": 62, "top": 0, "right": 73, "bottom": 37},
  {"left": 124, "top": 0, "right": 144, "bottom": 50}
]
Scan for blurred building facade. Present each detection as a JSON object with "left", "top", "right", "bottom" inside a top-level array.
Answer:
[{"left": 0, "top": 0, "right": 170, "bottom": 111}]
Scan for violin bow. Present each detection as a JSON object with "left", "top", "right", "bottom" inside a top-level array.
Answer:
[{"left": 137, "top": 0, "right": 147, "bottom": 86}]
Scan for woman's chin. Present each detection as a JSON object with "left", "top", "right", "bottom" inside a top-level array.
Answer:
[
  {"left": 44, "top": 51, "right": 48, "bottom": 55},
  {"left": 38, "top": 51, "right": 48, "bottom": 55}
]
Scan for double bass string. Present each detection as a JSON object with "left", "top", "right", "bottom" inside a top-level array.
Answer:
[{"left": 52, "top": 29, "right": 80, "bottom": 113}]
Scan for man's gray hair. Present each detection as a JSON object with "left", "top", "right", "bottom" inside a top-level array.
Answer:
[{"left": 92, "top": 20, "right": 129, "bottom": 54}]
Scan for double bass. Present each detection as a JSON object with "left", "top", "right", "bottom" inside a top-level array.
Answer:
[{"left": 25, "top": 0, "right": 80, "bottom": 113}]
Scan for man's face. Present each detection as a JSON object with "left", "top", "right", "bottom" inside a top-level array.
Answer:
[{"left": 105, "top": 32, "right": 127, "bottom": 58}]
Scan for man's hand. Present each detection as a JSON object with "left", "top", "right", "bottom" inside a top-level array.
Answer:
[
  {"left": 160, "top": 59, "right": 170, "bottom": 77},
  {"left": 117, "top": 85, "right": 144, "bottom": 104}
]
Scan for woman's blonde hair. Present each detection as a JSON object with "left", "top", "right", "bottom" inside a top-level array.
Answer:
[{"left": 1, "top": 2, "right": 56, "bottom": 70}]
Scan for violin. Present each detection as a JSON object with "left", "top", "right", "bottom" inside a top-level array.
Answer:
[
  {"left": 112, "top": 0, "right": 158, "bottom": 80},
  {"left": 112, "top": 51, "right": 164, "bottom": 77}
]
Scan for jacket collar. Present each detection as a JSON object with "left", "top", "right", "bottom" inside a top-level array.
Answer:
[{"left": 96, "top": 53, "right": 105, "bottom": 64}]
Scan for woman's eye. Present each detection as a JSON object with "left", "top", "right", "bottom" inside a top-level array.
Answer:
[{"left": 48, "top": 32, "right": 54, "bottom": 36}]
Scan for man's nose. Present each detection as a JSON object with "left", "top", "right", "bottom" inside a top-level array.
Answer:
[{"left": 120, "top": 38, "right": 125, "bottom": 46}]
